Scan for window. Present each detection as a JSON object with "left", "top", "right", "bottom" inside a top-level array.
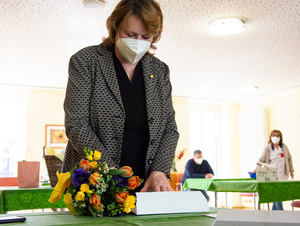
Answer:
[
  {"left": 189, "top": 104, "right": 219, "bottom": 177},
  {"left": 0, "top": 89, "right": 27, "bottom": 177}
]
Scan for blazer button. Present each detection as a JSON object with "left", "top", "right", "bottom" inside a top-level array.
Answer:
[
  {"left": 149, "top": 117, "right": 154, "bottom": 124},
  {"left": 147, "top": 159, "right": 153, "bottom": 164}
]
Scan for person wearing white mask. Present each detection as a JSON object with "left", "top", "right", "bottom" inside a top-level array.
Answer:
[
  {"left": 62, "top": 0, "right": 179, "bottom": 192},
  {"left": 257, "top": 129, "right": 294, "bottom": 210},
  {"left": 181, "top": 150, "right": 214, "bottom": 202}
]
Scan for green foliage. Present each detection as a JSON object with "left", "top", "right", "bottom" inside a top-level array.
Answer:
[{"left": 108, "top": 169, "right": 126, "bottom": 175}]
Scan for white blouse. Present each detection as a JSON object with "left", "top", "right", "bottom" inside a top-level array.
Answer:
[{"left": 269, "top": 146, "right": 288, "bottom": 180}]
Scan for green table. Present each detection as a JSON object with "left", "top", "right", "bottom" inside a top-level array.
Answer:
[
  {"left": 0, "top": 208, "right": 223, "bottom": 226},
  {"left": 183, "top": 178, "right": 300, "bottom": 209},
  {"left": 0, "top": 186, "right": 66, "bottom": 214}
]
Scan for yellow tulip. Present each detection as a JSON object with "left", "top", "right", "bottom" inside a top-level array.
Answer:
[
  {"left": 94, "top": 150, "right": 101, "bottom": 161},
  {"left": 90, "top": 161, "right": 98, "bottom": 169},
  {"left": 48, "top": 172, "right": 70, "bottom": 203},
  {"left": 121, "top": 195, "right": 135, "bottom": 213},
  {"left": 75, "top": 191, "right": 85, "bottom": 201},
  {"left": 86, "top": 155, "right": 93, "bottom": 161},
  {"left": 80, "top": 184, "right": 89, "bottom": 192},
  {"left": 86, "top": 189, "right": 93, "bottom": 194},
  {"left": 64, "top": 193, "right": 79, "bottom": 215},
  {"left": 125, "top": 195, "right": 136, "bottom": 208}
]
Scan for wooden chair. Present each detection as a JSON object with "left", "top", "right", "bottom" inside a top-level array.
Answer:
[
  {"left": 169, "top": 172, "right": 184, "bottom": 191},
  {"left": 239, "top": 192, "right": 258, "bottom": 210},
  {"left": 291, "top": 201, "right": 300, "bottom": 211}
]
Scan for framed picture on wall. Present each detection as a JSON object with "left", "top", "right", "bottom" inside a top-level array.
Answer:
[{"left": 45, "top": 124, "right": 68, "bottom": 148}]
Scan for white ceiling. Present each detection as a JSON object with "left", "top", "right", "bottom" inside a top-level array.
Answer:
[{"left": 1, "top": 0, "right": 300, "bottom": 102}]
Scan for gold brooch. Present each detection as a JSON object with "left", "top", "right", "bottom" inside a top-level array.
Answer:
[{"left": 150, "top": 74, "right": 154, "bottom": 85}]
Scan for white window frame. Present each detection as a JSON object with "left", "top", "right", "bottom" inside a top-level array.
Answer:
[{"left": 0, "top": 89, "right": 27, "bottom": 177}]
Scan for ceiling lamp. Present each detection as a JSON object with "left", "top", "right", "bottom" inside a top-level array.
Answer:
[
  {"left": 208, "top": 18, "right": 246, "bottom": 36},
  {"left": 83, "top": 0, "right": 105, "bottom": 8}
]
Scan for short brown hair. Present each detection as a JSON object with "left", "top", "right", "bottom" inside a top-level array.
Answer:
[
  {"left": 102, "top": 0, "right": 163, "bottom": 56},
  {"left": 194, "top": 150, "right": 202, "bottom": 156},
  {"left": 268, "top": 129, "right": 283, "bottom": 146}
]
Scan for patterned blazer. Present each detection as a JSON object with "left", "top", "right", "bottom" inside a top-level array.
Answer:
[{"left": 62, "top": 43, "right": 179, "bottom": 178}]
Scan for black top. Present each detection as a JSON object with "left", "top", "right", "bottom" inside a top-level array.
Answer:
[
  {"left": 181, "top": 159, "right": 214, "bottom": 184},
  {"left": 113, "top": 53, "right": 149, "bottom": 181}
]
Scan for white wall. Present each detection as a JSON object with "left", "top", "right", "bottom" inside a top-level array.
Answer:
[
  {"left": 25, "top": 89, "right": 65, "bottom": 177},
  {"left": 239, "top": 108, "right": 268, "bottom": 177},
  {"left": 240, "top": 87, "right": 300, "bottom": 181}
]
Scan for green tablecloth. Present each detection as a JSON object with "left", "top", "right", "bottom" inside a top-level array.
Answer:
[
  {"left": 183, "top": 178, "right": 300, "bottom": 203},
  {"left": 0, "top": 208, "right": 223, "bottom": 226},
  {"left": 0, "top": 187, "right": 66, "bottom": 214}
]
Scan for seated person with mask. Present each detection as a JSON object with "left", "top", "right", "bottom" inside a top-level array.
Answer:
[{"left": 181, "top": 150, "right": 214, "bottom": 202}]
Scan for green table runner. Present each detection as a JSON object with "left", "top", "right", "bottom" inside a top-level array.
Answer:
[
  {"left": 208, "top": 179, "right": 258, "bottom": 192},
  {"left": 183, "top": 178, "right": 300, "bottom": 203},
  {"left": 257, "top": 180, "right": 300, "bottom": 203},
  {"left": 0, "top": 208, "right": 223, "bottom": 226},
  {"left": 0, "top": 187, "right": 66, "bottom": 214}
]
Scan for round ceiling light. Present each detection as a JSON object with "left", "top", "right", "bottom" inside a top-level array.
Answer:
[
  {"left": 83, "top": 0, "right": 105, "bottom": 8},
  {"left": 208, "top": 18, "right": 246, "bottom": 36}
]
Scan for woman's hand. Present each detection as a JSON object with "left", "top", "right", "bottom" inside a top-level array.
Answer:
[
  {"left": 290, "top": 171, "right": 294, "bottom": 179},
  {"left": 140, "top": 171, "right": 173, "bottom": 192}
]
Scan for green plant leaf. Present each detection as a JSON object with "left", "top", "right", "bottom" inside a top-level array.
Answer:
[
  {"left": 88, "top": 205, "right": 96, "bottom": 217},
  {"left": 108, "top": 169, "right": 126, "bottom": 175}
]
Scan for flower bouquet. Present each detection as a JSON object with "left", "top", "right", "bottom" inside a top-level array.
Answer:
[
  {"left": 49, "top": 147, "right": 143, "bottom": 217},
  {"left": 171, "top": 148, "right": 187, "bottom": 172}
]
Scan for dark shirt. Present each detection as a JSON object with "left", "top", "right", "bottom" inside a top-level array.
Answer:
[
  {"left": 181, "top": 159, "right": 214, "bottom": 184},
  {"left": 113, "top": 53, "right": 149, "bottom": 181}
]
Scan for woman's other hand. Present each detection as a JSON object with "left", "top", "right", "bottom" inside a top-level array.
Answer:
[
  {"left": 140, "top": 171, "right": 173, "bottom": 192},
  {"left": 290, "top": 171, "right": 294, "bottom": 179}
]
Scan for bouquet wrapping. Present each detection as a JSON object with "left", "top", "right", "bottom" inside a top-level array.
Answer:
[{"left": 49, "top": 147, "right": 143, "bottom": 217}]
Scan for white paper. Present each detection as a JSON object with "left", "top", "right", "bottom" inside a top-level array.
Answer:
[{"left": 132, "top": 191, "right": 209, "bottom": 215}]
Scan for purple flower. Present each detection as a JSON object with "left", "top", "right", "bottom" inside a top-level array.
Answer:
[
  {"left": 72, "top": 168, "right": 91, "bottom": 187},
  {"left": 115, "top": 212, "right": 127, "bottom": 217},
  {"left": 113, "top": 175, "right": 128, "bottom": 187}
]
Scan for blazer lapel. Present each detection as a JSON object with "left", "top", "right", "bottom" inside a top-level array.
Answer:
[
  {"left": 97, "top": 45, "right": 124, "bottom": 112},
  {"left": 142, "top": 57, "right": 155, "bottom": 120}
]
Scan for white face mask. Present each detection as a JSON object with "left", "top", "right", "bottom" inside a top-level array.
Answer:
[
  {"left": 116, "top": 37, "right": 151, "bottom": 65},
  {"left": 195, "top": 158, "right": 203, "bottom": 165},
  {"left": 271, "top": 136, "right": 280, "bottom": 144}
]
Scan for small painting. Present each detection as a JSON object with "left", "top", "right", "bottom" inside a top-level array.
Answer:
[{"left": 45, "top": 124, "right": 68, "bottom": 148}]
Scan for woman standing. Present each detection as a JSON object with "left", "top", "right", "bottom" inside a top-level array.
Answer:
[
  {"left": 62, "top": 0, "right": 179, "bottom": 192},
  {"left": 258, "top": 130, "right": 294, "bottom": 210}
]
